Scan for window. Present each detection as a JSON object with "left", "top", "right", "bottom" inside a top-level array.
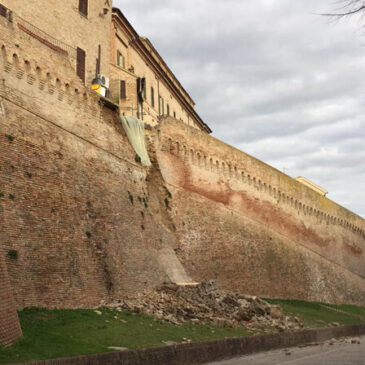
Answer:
[
  {"left": 117, "top": 50, "right": 125, "bottom": 69},
  {"left": 117, "top": 51, "right": 121, "bottom": 66},
  {"left": 76, "top": 47, "right": 86, "bottom": 83},
  {"left": 167, "top": 104, "right": 170, "bottom": 116},
  {"left": 151, "top": 87, "right": 155, "bottom": 108},
  {"left": 79, "top": 0, "right": 88, "bottom": 17},
  {"left": 120, "top": 80, "right": 126, "bottom": 99},
  {"left": 173, "top": 111, "right": 176, "bottom": 118},
  {"left": 137, "top": 77, "right": 146, "bottom": 103}
]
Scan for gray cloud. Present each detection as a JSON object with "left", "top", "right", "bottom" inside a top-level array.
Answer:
[{"left": 115, "top": 0, "right": 365, "bottom": 217}]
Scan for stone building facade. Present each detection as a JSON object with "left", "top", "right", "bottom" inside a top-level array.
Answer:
[{"left": 109, "top": 8, "right": 211, "bottom": 132}]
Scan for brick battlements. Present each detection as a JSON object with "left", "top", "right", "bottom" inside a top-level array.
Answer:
[
  {"left": 0, "top": 42, "right": 101, "bottom": 119},
  {"left": 158, "top": 118, "right": 365, "bottom": 241}
]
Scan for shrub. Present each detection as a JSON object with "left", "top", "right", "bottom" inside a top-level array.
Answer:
[
  {"left": 135, "top": 154, "right": 142, "bottom": 164},
  {"left": 7, "top": 250, "right": 18, "bottom": 260},
  {"left": 164, "top": 198, "right": 169, "bottom": 208}
]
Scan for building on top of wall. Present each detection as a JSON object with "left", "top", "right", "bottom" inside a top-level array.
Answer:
[
  {"left": 296, "top": 177, "right": 328, "bottom": 197},
  {"left": 0, "top": 0, "right": 112, "bottom": 86},
  {"left": 110, "top": 7, "right": 212, "bottom": 133}
]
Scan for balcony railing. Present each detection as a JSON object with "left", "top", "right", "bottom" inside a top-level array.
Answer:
[
  {"left": 0, "top": 2, "right": 76, "bottom": 60},
  {"left": 16, "top": 15, "right": 76, "bottom": 59}
]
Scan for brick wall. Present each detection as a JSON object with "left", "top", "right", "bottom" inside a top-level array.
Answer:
[
  {"left": 1, "top": 1, "right": 365, "bottom": 327},
  {"left": 0, "top": 25, "right": 178, "bottom": 309},
  {"left": 0, "top": 254, "right": 22, "bottom": 346},
  {"left": 154, "top": 118, "right": 365, "bottom": 305}
]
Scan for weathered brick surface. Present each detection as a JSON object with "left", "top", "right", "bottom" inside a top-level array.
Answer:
[
  {"left": 0, "top": 96, "right": 177, "bottom": 308},
  {"left": 0, "top": 253, "right": 22, "bottom": 346},
  {"left": 155, "top": 118, "right": 365, "bottom": 305}
]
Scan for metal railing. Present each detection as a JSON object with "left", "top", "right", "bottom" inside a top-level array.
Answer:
[
  {"left": 0, "top": 2, "right": 77, "bottom": 60},
  {"left": 15, "top": 14, "right": 76, "bottom": 59}
]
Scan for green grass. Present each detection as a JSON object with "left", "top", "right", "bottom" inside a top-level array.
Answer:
[
  {"left": 1, "top": 299, "right": 365, "bottom": 364},
  {"left": 265, "top": 298, "right": 365, "bottom": 328},
  {"left": 0, "top": 308, "right": 250, "bottom": 364}
]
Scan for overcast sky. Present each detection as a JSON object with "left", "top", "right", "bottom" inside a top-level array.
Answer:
[{"left": 115, "top": 0, "right": 365, "bottom": 218}]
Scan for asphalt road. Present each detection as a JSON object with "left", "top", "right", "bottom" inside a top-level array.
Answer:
[{"left": 205, "top": 336, "right": 365, "bottom": 365}]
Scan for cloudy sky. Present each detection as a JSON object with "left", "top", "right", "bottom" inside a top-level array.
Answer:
[{"left": 115, "top": 0, "right": 365, "bottom": 217}]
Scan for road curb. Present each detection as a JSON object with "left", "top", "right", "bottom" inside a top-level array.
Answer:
[{"left": 12, "top": 324, "right": 365, "bottom": 365}]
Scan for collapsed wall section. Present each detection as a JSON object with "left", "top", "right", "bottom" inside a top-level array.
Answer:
[{"left": 155, "top": 118, "right": 365, "bottom": 305}]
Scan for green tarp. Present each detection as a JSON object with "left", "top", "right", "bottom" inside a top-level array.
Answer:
[{"left": 119, "top": 115, "right": 151, "bottom": 167}]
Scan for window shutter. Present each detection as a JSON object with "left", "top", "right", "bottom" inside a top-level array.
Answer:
[
  {"left": 122, "top": 55, "right": 126, "bottom": 69},
  {"left": 0, "top": 4, "right": 7, "bottom": 17},
  {"left": 167, "top": 104, "right": 170, "bottom": 116},
  {"left": 151, "top": 87, "right": 154, "bottom": 108},
  {"left": 76, "top": 47, "right": 86, "bottom": 84},
  {"left": 79, "top": 0, "right": 88, "bottom": 17},
  {"left": 120, "top": 80, "right": 126, "bottom": 99},
  {"left": 117, "top": 51, "right": 121, "bottom": 66},
  {"left": 142, "top": 78, "right": 146, "bottom": 101}
]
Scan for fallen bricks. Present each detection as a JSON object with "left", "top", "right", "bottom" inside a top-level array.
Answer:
[{"left": 102, "top": 281, "right": 305, "bottom": 333}]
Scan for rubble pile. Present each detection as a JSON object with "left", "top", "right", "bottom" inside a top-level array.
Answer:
[{"left": 104, "top": 281, "right": 305, "bottom": 332}]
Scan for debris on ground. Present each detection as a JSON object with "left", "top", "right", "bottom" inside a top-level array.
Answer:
[{"left": 102, "top": 281, "right": 305, "bottom": 333}]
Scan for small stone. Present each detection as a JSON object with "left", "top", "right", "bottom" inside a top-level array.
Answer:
[
  {"left": 108, "top": 346, "right": 128, "bottom": 351},
  {"left": 270, "top": 306, "right": 284, "bottom": 319},
  {"left": 331, "top": 322, "right": 340, "bottom": 327},
  {"left": 94, "top": 310, "right": 102, "bottom": 315}
]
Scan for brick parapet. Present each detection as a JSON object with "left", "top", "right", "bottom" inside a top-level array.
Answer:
[{"left": 157, "top": 118, "right": 365, "bottom": 240}]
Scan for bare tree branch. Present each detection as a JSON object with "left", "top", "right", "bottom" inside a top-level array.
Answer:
[{"left": 322, "top": 1, "right": 365, "bottom": 18}]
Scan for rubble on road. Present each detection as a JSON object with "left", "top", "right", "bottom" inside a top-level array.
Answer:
[{"left": 102, "top": 281, "right": 305, "bottom": 332}]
